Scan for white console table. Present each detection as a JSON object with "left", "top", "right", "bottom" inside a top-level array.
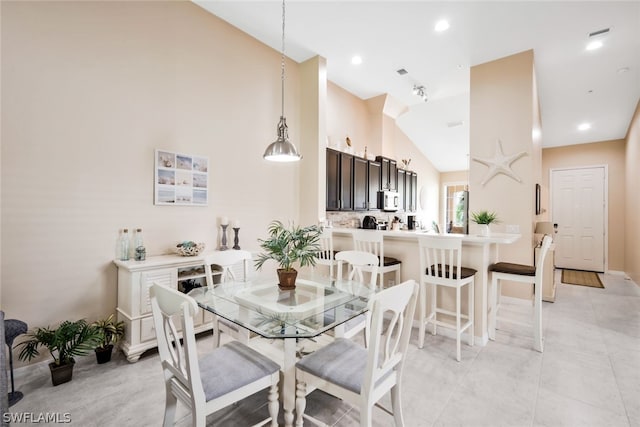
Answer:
[{"left": 114, "top": 252, "right": 228, "bottom": 362}]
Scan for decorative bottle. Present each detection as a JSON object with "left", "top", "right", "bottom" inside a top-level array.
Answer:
[
  {"left": 118, "top": 229, "right": 130, "bottom": 261},
  {"left": 134, "top": 228, "right": 146, "bottom": 261}
]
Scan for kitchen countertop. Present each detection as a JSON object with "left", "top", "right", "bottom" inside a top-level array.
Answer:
[{"left": 329, "top": 228, "right": 521, "bottom": 245}]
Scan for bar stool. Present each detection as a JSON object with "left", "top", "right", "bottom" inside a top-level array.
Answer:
[
  {"left": 417, "top": 235, "right": 475, "bottom": 361},
  {"left": 5, "top": 318, "right": 28, "bottom": 406},
  {"left": 488, "top": 235, "right": 553, "bottom": 352},
  {"left": 352, "top": 230, "right": 401, "bottom": 290},
  {"left": 313, "top": 228, "right": 339, "bottom": 279}
]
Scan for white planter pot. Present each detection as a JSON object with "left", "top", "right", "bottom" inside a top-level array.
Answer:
[{"left": 478, "top": 224, "right": 490, "bottom": 237}]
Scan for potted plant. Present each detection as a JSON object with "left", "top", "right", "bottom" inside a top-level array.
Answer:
[
  {"left": 17, "top": 319, "right": 101, "bottom": 386},
  {"left": 255, "top": 220, "right": 322, "bottom": 289},
  {"left": 471, "top": 210, "right": 500, "bottom": 236},
  {"left": 92, "top": 314, "right": 125, "bottom": 364}
]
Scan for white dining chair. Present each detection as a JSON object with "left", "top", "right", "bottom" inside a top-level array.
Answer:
[
  {"left": 333, "top": 250, "right": 379, "bottom": 344},
  {"left": 417, "top": 235, "right": 476, "bottom": 362},
  {"left": 352, "top": 230, "right": 401, "bottom": 290},
  {"left": 295, "top": 279, "right": 419, "bottom": 427},
  {"left": 203, "top": 250, "right": 252, "bottom": 347},
  {"left": 149, "top": 284, "right": 279, "bottom": 427},
  {"left": 313, "top": 228, "right": 339, "bottom": 279},
  {"left": 488, "top": 234, "right": 553, "bottom": 352}
]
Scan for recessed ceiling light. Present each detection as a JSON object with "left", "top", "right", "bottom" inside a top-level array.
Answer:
[
  {"left": 578, "top": 123, "right": 591, "bottom": 131},
  {"left": 434, "top": 19, "right": 450, "bottom": 32},
  {"left": 586, "top": 40, "right": 603, "bottom": 51},
  {"left": 351, "top": 55, "right": 362, "bottom": 65}
]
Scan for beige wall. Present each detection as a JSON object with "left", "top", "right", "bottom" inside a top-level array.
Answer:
[
  {"left": 470, "top": 51, "right": 537, "bottom": 255},
  {"left": 470, "top": 50, "right": 538, "bottom": 299},
  {"left": 625, "top": 101, "right": 640, "bottom": 283},
  {"left": 542, "top": 140, "right": 626, "bottom": 272},
  {"left": 1, "top": 2, "right": 303, "bottom": 329},
  {"left": 326, "top": 81, "right": 373, "bottom": 155}
]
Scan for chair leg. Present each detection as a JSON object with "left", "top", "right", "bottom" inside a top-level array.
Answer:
[
  {"left": 468, "top": 280, "right": 475, "bottom": 347},
  {"left": 456, "top": 286, "right": 461, "bottom": 362},
  {"left": 390, "top": 384, "right": 405, "bottom": 427},
  {"left": 534, "top": 281, "right": 543, "bottom": 352},
  {"left": 431, "top": 284, "right": 437, "bottom": 336},
  {"left": 295, "top": 382, "right": 307, "bottom": 427},
  {"left": 360, "top": 402, "right": 373, "bottom": 427},
  {"left": 213, "top": 317, "right": 222, "bottom": 348},
  {"left": 418, "top": 282, "right": 426, "bottom": 349},
  {"left": 163, "top": 386, "right": 178, "bottom": 427},
  {"left": 268, "top": 383, "right": 279, "bottom": 427}
]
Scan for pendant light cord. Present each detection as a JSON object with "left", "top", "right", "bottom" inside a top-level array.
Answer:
[{"left": 280, "top": 0, "right": 286, "bottom": 118}]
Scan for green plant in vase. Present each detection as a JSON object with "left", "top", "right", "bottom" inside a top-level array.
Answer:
[
  {"left": 255, "top": 220, "right": 321, "bottom": 289},
  {"left": 471, "top": 210, "right": 500, "bottom": 236}
]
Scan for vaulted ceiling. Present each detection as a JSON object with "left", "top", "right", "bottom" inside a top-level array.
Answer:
[{"left": 195, "top": 1, "right": 640, "bottom": 171}]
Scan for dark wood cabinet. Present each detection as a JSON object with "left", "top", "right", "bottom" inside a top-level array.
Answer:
[
  {"left": 326, "top": 148, "right": 353, "bottom": 211},
  {"left": 389, "top": 159, "right": 398, "bottom": 191},
  {"left": 326, "top": 149, "right": 384, "bottom": 211},
  {"left": 395, "top": 169, "right": 418, "bottom": 212},
  {"left": 397, "top": 169, "right": 406, "bottom": 212},
  {"left": 410, "top": 172, "right": 418, "bottom": 211},
  {"left": 326, "top": 149, "right": 340, "bottom": 210},
  {"left": 340, "top": 153, "right": 354, "bottom": 211},
  {"left": 368, "top": 161, "right": 381, "bottom": 209},
  {"left": 376, "top": 156, "right": 398, "bottom": 191},
  {"left": 353, "top": 157, "right": 368, "bottom": 211}
]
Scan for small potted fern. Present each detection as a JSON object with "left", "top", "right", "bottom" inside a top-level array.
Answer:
[
  {"left": 92, "top": 314, "right": 125, "bottom": 364},
  {"left": 255, "top": 220, "right": 321, "bottom": 290},
  {"left": 471, "top": 210, "right": 499, "bottom": 236},
  {"left": 18, "top": 319, "right": 101, "bottom": 386}
]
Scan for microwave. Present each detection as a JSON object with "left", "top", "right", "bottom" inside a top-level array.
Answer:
[{"left": 378, "top": 190, "right": 399, "bottom": 211}]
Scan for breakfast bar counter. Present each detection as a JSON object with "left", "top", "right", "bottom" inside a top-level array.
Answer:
[{"left": 330, "top": 228, "right": 521, "bottom": 344}]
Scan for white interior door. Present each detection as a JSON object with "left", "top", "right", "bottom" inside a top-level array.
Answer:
[{"left": 551, "top": 167, "right": 605, "bottom": 272}]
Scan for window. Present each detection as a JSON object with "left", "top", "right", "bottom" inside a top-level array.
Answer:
[{"left": 444, "top": 183, "right": 468, "bottom": 233}]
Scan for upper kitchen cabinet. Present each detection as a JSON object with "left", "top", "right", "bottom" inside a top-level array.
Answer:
[
  {"left": 368, "top": 160, "right": 381, "bottom": 210},
  {"left": 396, "top": 169, "right": 418, "bottom": 212},
  {"left": 326, "top": 148, "right": 380, "bottom": 211},
  {"left": 406, "top": 171, "right": 418, "bottom": 212},
  {"left": 326, "top": 148, "right": 353, "bottom": 211},
  {"left": 353, "top": 156, "right": 368, "bottom": 211},
  {"left": 397, "top": 169, "right": 406, "bottom": 212},
  {"left": 376, "top": 156, "right": 397, "bottom": 191}
]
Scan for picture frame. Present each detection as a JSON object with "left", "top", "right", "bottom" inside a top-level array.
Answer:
[
  {"left": 535, "top": 183, "right": 541, "bottom": 215},
  {"left": 155, "top": 149, "right": 208, "bottom": 206}
]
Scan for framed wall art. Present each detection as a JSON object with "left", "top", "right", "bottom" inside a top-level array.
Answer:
[{"left": 155, "top": 149, "right": 209, "bottom": 206}]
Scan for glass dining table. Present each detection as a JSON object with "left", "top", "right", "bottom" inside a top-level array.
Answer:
[{"left": 188, "top": 273, "right": 377, "bottom": 427}]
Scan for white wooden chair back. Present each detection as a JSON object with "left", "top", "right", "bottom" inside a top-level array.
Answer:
[
  {"left": 203, "top": 250, "right": 252, "bottom": 289},
  {"left": 334, "top": 250, "right": 379, "bottom": 288},
  {"left": 362, "top": 280, "right": 419, "bottom": 402},
  {"left": 315, "top": 228, "right": 337, "bottom": 278},
  {"left": 352, "top": 230, "right": 384, "bottom": 261},
  {"left": 150, "top": 284, "right": 204, "bottom": 408},
  {"left": 418, "top": 235, "right": 464, "bottom": 286}
]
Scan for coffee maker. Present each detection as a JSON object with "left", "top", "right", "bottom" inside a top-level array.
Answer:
[{"left": 407, "top": 215, "right": 416, "bottom": 230}]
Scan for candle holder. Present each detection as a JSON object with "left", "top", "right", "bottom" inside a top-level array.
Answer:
[
  {"left": 232, "top": 227, "right": 241, "bottom": 250},
  {"left": 220, "top": 224, "right": 229, "bottom": 250}
]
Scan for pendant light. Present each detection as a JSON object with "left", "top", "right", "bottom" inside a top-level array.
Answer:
[{"left": 263, "top": 0, "right": 301, "bottom": 162}]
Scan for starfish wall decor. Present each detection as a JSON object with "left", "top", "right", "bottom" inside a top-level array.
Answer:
[{"left": 472, "top": 139, "right": 528, "bottom": 186}]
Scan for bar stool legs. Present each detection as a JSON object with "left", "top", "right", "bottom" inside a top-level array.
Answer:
[{"left": 5, "top": 319, "right": 28, "bottom": 407}]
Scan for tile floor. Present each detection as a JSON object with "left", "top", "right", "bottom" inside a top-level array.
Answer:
[{"left": 8, "top": 271, "right": 640, "bottom": 426}]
